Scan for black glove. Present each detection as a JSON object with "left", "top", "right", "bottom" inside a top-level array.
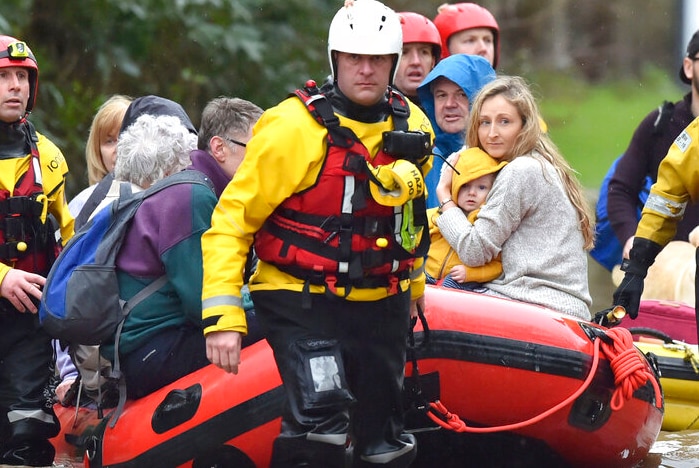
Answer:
[
  {"left": 611, "top": 238, "right": 663, "bottom": 319},
  {"left": 612, "top": 270, "right": 645, "bottom": 319}
]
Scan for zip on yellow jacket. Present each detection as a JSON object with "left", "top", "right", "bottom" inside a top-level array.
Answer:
[
  {"left": 636, "top": 116, "right": 699, "bottom": 246},
  {"left": 202, "top": 95, "right": 434, "bottom": 336},
  {"left": 0, "top": 132, "right": 74, "bottom": 286}
]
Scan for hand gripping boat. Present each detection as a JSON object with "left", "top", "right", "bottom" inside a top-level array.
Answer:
[{"left": 51, "top": 286, "right": 663, "bottom": 467}]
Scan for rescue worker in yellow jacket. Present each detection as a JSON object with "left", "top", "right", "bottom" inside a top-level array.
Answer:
[
  {"left": 614, "top": 116, "right": 699, "bottom": 321},
  {"left": 425, "top": 146, "right": 506, "bottom": 289},
  {"left": 0, "top": 35, "right": 73, "bottom": 466},
  {"left": 201, "top": 1, "right": 433, "bottom": 466}
]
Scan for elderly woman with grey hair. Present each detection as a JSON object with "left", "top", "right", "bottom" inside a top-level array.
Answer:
[
  {"left": 115, "top": 114, "right": 195, "bottom": 188},
  {"left": 87, "top": 111, "right": 219, "bottom": 399},
  {"left": 57, "top": 108, "right": 207, "bottom": 409}
]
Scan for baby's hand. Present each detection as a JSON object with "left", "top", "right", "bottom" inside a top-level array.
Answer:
[{"left": 449, "top": 265, "right": 467, "bottom": 283}]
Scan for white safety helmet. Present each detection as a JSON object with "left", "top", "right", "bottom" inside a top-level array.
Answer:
[{"left": 327, "top": 0, "right": 403, "bottom": 84}]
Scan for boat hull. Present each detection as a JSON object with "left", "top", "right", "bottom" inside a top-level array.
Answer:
[{"left": 51, "top": 286, "right": 663, "bottom": 467}]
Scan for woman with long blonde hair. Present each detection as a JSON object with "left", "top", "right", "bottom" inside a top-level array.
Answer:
[{"left": 435, "top": 75, "right": 594, "bottom": 320}]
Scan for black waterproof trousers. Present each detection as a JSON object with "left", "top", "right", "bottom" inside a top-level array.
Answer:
[
  {"left": 0, "top": 308, "right": 59, "bottom": 466},
  {"left": 253, "top": 288, "right": 416, "bottom": 468}
]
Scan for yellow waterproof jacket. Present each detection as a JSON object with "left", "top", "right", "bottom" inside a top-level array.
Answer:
[
  {"left": 0, "top": 131, "right": 74, "bottom": 285},
  {"left": 636, "top": 116, "right": 699, "bottom": 246},
  {"left": 425, "top": 207, "right": 502, "bottom": 282},
  {"left": 202, "top": 95, "right": 434, "bottom": 336}
]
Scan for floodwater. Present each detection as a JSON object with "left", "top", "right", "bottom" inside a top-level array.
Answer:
[
  {"left": 641, "top": 431, "right": 699, "bottom": 467},
  {"left": 52, "top": 430, "right": 699, "bottom": 467}
]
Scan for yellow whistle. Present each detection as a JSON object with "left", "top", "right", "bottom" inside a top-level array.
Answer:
[
  {"left": 375, "top": 238, "right": 388, "bottom": 248},
  {"left": 16, "top": 242, "right": 27, "bottom": 252}
]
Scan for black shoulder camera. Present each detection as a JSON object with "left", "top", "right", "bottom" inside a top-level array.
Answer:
[{"left": 382, "top": 131, "right": 432, "bottom": 162}]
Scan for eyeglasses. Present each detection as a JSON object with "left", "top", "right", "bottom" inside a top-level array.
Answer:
[
  {"left": 689, "top": 56, "right": 699, "bottom": 62},
  {"left": 223, "top": 136, "right": 247, "bottom": 148}
]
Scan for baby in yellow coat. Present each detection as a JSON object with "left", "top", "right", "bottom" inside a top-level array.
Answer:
[{"left": 426, "top": 147, "right": 507, "bottom": 290}]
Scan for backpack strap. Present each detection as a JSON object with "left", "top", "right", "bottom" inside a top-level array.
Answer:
[
  {"left": 108, "top": 274, "right": 168, "bottom": 428},
  {"left": 106, "top": 170, "right": 212, "bottom": 428},
  {"left": 74, "top": 173, "right": 115, "bottom": 231},
  {"left": 652, "top": 100, "right": 674, "bottom": 135}
]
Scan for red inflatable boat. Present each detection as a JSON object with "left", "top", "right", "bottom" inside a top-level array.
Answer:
[{"left": 51, "top": 286, "right": 663, "bottom": 467}]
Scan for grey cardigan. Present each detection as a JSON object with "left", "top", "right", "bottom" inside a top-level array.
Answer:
[{"left": 436, "top": 152, "right": 592, "bottom": 320}]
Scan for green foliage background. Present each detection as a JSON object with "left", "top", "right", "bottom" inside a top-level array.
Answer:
[
  {"left": 0, "top": 0, "right": 688, "bottom": 198},
  {"left": 537, "top": 68, "right": 684, "bottom": 188}
]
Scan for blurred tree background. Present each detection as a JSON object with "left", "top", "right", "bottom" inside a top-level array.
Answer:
[{"left": 0, "top": 0, "right": 688, "bottom": 197}]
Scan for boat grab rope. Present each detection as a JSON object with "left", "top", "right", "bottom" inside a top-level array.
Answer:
[
  {"left": 424, "top": 326, "right": 663, "bottom": 433},
  {"left": 626, "top": 326, "right": 699, "bottom": 373},
  {"left": 684, "top": 346, "right": 699, "bottom": 373}
]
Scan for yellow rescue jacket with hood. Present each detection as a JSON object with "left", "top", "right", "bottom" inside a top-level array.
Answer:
[{"left": 0, "top": 128, "right": 73, "bottom": 286}]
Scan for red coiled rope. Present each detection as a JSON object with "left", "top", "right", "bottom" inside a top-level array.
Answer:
[
  {"left": 426, "top": 326, "right": 662, "bottom": 433},
  {"left": 600, "top": 327, "right": 663, "bottom": 411}
]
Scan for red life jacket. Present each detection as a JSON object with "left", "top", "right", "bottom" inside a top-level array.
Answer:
[
  {"left": 0, "top": 121, "right": 58, "bottom": 276},
  {"left": 254, "top": 81, "right": 427, "bottom": 292}
]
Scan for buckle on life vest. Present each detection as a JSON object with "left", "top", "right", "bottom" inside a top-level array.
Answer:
[
  {"left": 387, "top": 275, "right": 399, "bottom": 295},
  {"left": 0, "top": 196, "right": 43, "bottom": 217},
  {"left": 1, "top": 217, "right": 25, "bottom": 241},
  {"left": 325, "top": 275, "right": 338, "bottom": 295}
]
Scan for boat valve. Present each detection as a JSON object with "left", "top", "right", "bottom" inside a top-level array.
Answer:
[
  {"left": 594, "top": 305, "right": 626, "bottom": 326},
  {"left": 606, "top": 305, "right": 626, "bottom": 324}
]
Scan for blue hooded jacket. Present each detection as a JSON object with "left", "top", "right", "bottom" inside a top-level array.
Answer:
[{"left": 417, "top": 55, "right": 496, "bottom": 208}]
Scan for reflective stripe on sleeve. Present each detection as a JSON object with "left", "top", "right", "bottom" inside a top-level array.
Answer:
[
  {"left": 203, "top": 295, "right": 243, "bottom": 310},
  {"left": 644, "top": 192, "right": 687, "bottom": 219}
]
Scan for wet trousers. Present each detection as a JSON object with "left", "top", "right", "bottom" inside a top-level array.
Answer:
[
  {"left": 252, "top": 288, "right": 416, "bottom": 468},
  {"left": 0, "top": 309, "right": 59, "bottom": 466}
]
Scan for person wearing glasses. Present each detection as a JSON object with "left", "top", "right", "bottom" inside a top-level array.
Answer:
[
  {"left": 94, "top": 97, "right": 264, "bottom": 401},
  {"left": 606, "top": 30, "right": 699, "bottom": 266},
  {"left": 189, "top": 96, "right": 265, "bottom": 347},
  {"left": 190, "top": 96, "right": 262, "bottom": 197},
  {"left": 613, "top": 31, "right": 699, "bottom": 322},
  {"left": 57, "top": 97, "right": 265, "bottom": 408}
]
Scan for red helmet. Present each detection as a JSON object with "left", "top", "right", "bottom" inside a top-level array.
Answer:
[
  {"left": 398, "top": 12, "right": 441, "bottom": 62},
  {"left": 0, "top": 35, "right": 39, "bottom": 114},
  {"left": 434, "top": 3, "right": 500, "bottom": 67}
]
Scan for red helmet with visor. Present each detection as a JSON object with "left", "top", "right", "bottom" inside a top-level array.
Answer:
[{"left": 0, "top": 35, "right": 39, "bottom": 114}]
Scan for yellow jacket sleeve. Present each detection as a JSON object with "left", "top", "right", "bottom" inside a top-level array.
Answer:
[
  {"left": 463, "top": 210, "right": 502, "bottom": 282},
  {"left": 463, "top": 256, "right": 502, "bottom": 282},
  {"left": 636, "top": 116, "right": 699, "bottom": 246}
]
